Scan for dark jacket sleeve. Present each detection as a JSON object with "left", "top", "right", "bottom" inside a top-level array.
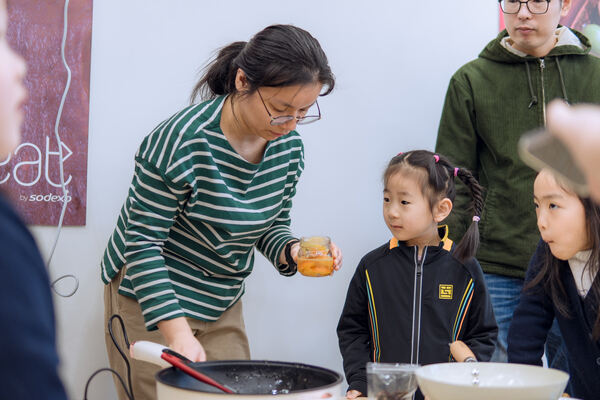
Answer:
[
  {"left": 507, "top": 240, "right": 554, "bottom": 365},
  {"left": 337, "top": 261, "right": 371, "bottom": 395},
  {"left": 0, "top": 198, "right": 67, "bottom": 400},
  {"left": 461, "top": 258, "right": 498, "bottom": 361},
  {"left": 435, "top": 75, "right": 479, "bottom": 243}
]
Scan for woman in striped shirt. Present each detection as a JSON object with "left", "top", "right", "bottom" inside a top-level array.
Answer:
[{"left": 102, "top": 24, "right": 342, "bottom": 400}]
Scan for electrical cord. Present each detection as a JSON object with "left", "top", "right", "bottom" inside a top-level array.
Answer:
[
  {"left": 83, "top": 368, "right": 133, "bottom": 400},
  {"left": 48, "top": 0, "right": 79, "bottom": 298},
  {"left": 108, "top": 314, "right": 134, "bottom": 397},
  {"left": 84, "top": 314, "right": 135, "bottom": 399}
]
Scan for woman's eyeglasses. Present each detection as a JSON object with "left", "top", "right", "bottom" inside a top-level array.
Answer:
[{"left": 257, "top": 89, "right": 321, "bottom": 126}]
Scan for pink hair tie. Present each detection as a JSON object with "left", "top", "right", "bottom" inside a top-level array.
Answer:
[
  {"left": 397, "top": 152, "right": 403, "bottom": 156},
  {"left": 472, "top": 216, "right": 480, "bottom": 222},
  {"left": 454, "top": 167, "right": 459, "bottom": 177},
  {"left": 433, "top": 155, "right": 440, "bottom": 163}
]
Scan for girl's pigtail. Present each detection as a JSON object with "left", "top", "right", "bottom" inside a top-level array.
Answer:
[
  {"left": 452, "top": 168, "right": 484, "bottom": 262},
  {"left": 190, "top": 41, "right": 247, "bottom": 103}
]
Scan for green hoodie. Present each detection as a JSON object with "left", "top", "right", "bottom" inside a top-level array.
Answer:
[{"left": 436, "top": 28, "right": 600, "bottom": 279}]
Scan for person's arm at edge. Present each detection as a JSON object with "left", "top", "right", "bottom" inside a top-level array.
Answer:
[{"left": 0, "top": 202, "right": 67, "bottom": 399}]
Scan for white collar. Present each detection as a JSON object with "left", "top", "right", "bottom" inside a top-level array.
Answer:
[
  {"left": 500, "top": 26, "right": 585, "bottom": 57},
  {"left": 568, "top": 249, "right": 594, "bottom": 297}
]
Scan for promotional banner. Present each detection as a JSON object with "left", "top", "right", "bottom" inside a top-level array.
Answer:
[
  {"left": 2, "top": 0, "right": 92, "bottom": 226},
  {"left": 500, "top": 0, "right": 600, "bottom": 55},
  {"left": 563, "top": 0, "right": 600, "bottom": 55}
]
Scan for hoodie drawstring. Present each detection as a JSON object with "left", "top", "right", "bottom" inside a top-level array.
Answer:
[
  {"left": 555, "top": 57, "right": 570, "bottom": 104},
  {"left": 525, "top": 61, "right": 538, "bottom": 109}
]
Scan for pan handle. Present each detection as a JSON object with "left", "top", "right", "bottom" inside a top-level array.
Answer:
[{"left": 130, "top": 341, "right": 171, "bottom": 368}]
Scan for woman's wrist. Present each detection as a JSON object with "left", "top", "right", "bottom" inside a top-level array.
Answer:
[
  {"left": 157, "top": 317, "right": 207, "bottom": 362},
  {"left": 279, "top": 239, "right": 299, "bottom": 265},
  {"left": 157, "top": 317, "right": 194, "bottom": 345}
]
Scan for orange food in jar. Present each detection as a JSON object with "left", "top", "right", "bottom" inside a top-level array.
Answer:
[{"left": 297, "top": 237, "right": 334, "bottom": 277}]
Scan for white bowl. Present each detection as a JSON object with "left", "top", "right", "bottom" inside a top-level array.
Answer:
[{"left": 416, "top": 362, "right": 568, "bottom": 400}]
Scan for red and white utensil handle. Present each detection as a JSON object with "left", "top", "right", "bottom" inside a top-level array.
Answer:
[
  {"left": 160, "top": 352, "right": 234, "bottom": 394},
  {"left": 130, "top": 340, "right": 171, "bottom": 368},
  {"left": 130, "top": 340, "right": 236, "bottom": 394}
]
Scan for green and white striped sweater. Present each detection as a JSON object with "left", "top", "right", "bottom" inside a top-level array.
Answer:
[{"left": 101, "top": 96, "right": 304, "bottom": 330}]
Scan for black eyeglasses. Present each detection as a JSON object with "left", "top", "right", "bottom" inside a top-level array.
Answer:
[
  {"left": 499, "top": 0, "right": 551, "bottom": 14},
  {"left": 256, "top": 89, "right": 321, "bottom": 126}
]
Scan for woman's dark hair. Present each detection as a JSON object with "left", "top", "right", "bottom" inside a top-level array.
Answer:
[
  {"left": 190, "top": 24, "right": 335, "bottom": 103},
  {"left": 526, "top": 177, "right": 600, "bottom": 340},
  {"left": 383, "top": 150, "right": 484, "bottom": 263}
]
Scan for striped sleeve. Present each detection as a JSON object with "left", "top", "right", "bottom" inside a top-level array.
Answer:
[
  {"left": 122, "top": 156, "right": 191, "bottom": 329},
  {"left": 255, "top": 147, "right": 304, "bottom": 275},
  {"left": 460, "top": 258, "right": 498, "bottom": 361}
]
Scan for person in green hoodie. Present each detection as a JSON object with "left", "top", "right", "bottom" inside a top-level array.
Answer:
[{"left": 435, "top": 0, "right": 600, "bottom": 374}]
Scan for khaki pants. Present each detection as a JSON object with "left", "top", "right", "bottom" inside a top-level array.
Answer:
[{"left": 104, "top": 270, "right": 250, "bottom": 400}]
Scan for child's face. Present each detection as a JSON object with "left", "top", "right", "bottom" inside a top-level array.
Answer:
[
  {"left": 504, "top": 0, "right": 572, "bottom": 57},
  {"left": 0, "top": 0, "right": 27, "bottom": 159},
  {"left": 534, "top": 169, "right": 589, "bottom": 260},
  {"left": 383, "top": 171, "right": 439, "bottom": 247}
]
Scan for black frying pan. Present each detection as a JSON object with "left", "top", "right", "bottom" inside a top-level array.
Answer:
[{"left": 156, "top": 360, "right": 342, "bottom": 395}]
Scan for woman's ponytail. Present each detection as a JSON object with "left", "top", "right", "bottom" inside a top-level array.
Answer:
[
  {"left": 453, "top": 168, "right": 484, "bottom": 263},
  {"left": 189, "top": 25, "right": 335, "bottom": 105},
  {"left": 190, "top": 41, "right": 247, "bottom": 103}
]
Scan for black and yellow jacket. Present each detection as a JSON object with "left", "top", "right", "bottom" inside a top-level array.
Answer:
[{"left": 337, "top": 228, "right": 497, "bottom": 396}]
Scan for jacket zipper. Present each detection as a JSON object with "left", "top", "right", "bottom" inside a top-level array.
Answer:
[
  {"left": 540, "top": 58, "right": 546, "bottom": 125},
  {"left": 411, "top": 246, "right": 427, "bottom": 364}
]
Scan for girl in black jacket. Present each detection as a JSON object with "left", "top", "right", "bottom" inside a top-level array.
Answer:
[
  {"left": 508, "top": 169, "right": 600, "bottom": 400},
  {"left": 337, "top": 151, "right": 497, "bottom": 399}
]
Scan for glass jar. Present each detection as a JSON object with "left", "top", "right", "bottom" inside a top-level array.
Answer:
[
  {"left": 366, "top": 362, "right": 419, "bottom": 400},
  {"left": 297, "top": 236, "right": 334, "bottom": 277}
]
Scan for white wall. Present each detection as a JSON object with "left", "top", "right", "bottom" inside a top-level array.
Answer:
[{"left": 31, "top": 1, "right": 499, "bottom": 398}]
